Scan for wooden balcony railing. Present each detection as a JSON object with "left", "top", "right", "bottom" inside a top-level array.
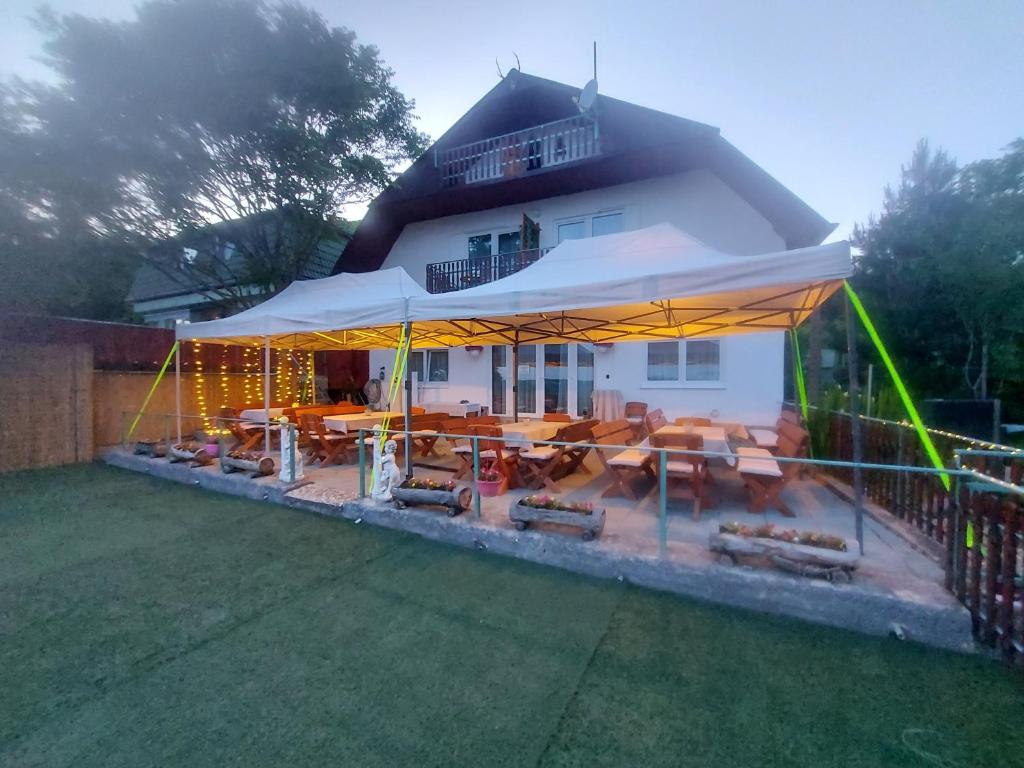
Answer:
[
  {"left": 436, "top": 115, "right": 599, "bottom": 187},
  {"left": 425, "top": 248, "right": 547, "bottom": 294}
]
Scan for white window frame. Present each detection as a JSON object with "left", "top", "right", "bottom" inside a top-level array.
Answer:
[
  {"left": 641, "top": 339, "right": 725, "bottom": 389},
  {"left": 553, "top": 208, "right": 626, "bottom": 243},
  {"left": 465, "top": 227, "right": 521, "bottom": 257},
  {"left": 410, "top": 349, "right": 450, "bottom": 386}
]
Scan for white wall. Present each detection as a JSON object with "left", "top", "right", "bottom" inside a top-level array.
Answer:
[
  {"left": 594, "top": 334, "right": 785, "bottom": 427},
  {"left": 372, "top": 169, "right": 791, "bottom": 426}
]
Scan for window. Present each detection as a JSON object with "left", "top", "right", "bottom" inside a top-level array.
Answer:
[
  {"left": 557, "top": 220, "right": 586, "bottom": 243},
  {"left": 645, "top": 340, "right": 721, "bottom": 386},
  {"left": 467, "top": 229, "right": 519, "bottom": 258},
  {"left": 410, "top": 350, "right": 449, "bottom": 384},
  {"left": 592, "top": 212, "right": 624, "bottom": 237},
  {"left": 467, "top": 234, "right": 492, "bottom": 259},
  {"left": 685, "top": 340, "right": 720, "bottom": 382},
  {"left": 497, "top": 230, "right": 521, "bottom": 254},
  {"left": 646, "top": 341, "right": 680, "bottom": 381}
]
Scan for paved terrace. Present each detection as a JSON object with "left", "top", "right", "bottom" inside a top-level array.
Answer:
[{"left": 104, "top": 443, "right": 973, "bottom": 652}]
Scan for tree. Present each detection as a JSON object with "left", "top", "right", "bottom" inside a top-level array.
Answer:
[
  {"left": 850, "top": 139, "right": 1024, "bottom": 414},
  {"left": 1, "top": 0, "right": 426, "bottom": 314}
]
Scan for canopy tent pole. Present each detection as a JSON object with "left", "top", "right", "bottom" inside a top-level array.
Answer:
[
  {"left": 844, "top": 291, "right": 866, "bottom": 555},
  {"left": 403, "top": 321, "right": 413, "bottom": 478},
  {"left": 264, "top": 336, "right": 271, "bottom": 453},
  {"left": 175, "top": 340, "right": 182, "bottom": 444},
  {"left": 512, "top": 331, "right": 520, "bottom": 422}
]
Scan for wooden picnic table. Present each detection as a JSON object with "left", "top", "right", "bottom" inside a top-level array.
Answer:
[
  {"left": 238, "top": 407, "right": 287, "bottom": 422},
  {"left": 651, "top": 425, "right": 737, "bottom": 466},
  {"left": 500, "top": 421, "right": 560, "bottom": 449},
  {"left": 322, "top": 411, "right": 403, "bottom": 435}
]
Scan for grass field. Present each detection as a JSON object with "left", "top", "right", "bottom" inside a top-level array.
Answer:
[{"left": 2, "top": 464, "right": 1023, "bottom": 767}]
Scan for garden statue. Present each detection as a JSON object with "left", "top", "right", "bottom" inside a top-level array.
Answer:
[{"left": 371, "top": 438, "right": 401, "bottom": 502}]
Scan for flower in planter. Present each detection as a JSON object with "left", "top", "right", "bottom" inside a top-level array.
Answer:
[
  {"left": 477, "top": 470, "right": 502, "bottom": 483},
  {"left": 719, "top": 522, "right": 847, "bottom": 552},
  {"left": 403, "top": 476, "right": 456, "bottom": 492},
  {"left": 520, "top": 495, "right": 595, "bottom": 514}
]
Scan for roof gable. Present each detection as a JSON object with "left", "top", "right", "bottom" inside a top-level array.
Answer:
[{"left": 339, "top": 70, "right": 835, "bottom": 273}]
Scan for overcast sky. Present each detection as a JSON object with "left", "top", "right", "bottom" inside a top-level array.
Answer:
[{"left": 2, "top": 0, "right": 1022, "bottom": 242}]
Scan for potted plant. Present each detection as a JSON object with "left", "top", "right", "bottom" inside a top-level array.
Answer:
[
  {"left": 476, "top": 469, "right": 506, "bottom": 497},
  {"left": 509, "top": 494, "right": 606, "bottom": 540}
]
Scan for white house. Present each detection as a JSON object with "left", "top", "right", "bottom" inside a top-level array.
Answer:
[{"left": 340, "top": 70, "right": 835, "bottom": 426}]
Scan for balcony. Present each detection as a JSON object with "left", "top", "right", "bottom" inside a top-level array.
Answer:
[
  {"left": 426, "top": 248, "right": 548, "bottom": 294},
  {"left": 437, "top": 115, "right": 600, "bottom": 188}
]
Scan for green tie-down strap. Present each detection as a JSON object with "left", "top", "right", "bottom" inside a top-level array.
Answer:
[
  {"left": 789, "top": 329, "right": 809, "bottom": 423},
  {"left": 843, "top": 281, "right": 950, "bottom": 491},
  {"left": 127, "top": 341, "right": 179, "bottom": 439}
]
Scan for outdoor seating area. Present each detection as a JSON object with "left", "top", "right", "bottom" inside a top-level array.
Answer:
[{"left": 141, "top": 403, "right": 866, "bottom": 554}]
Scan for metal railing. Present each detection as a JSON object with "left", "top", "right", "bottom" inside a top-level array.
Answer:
[
  {"left": 436, "top": 115, "right": 600, "bottom": 187},
  {"left": 425, "top": 247, "right": 549, "bottom": 293}
]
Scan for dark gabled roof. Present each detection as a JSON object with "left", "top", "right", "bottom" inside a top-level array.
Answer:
[
  {"left": 339, "top": 70, "right": 835, "bottom": 273},
  {"left": 129, "top": 222, "right": 352, "bottom": 303}
]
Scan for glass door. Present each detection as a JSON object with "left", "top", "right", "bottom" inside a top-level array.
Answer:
[
  {"left": 491, "top": 346, "right": 508, "bottom": 416},
  {"left": 490, "top": 343, "right": 595, "bottom": 419},
  {"left": 516, "top": 345, "right": 537, "bottom": 417},
  {"left": 576, "top": 344, "right": 595, "bottom": 417},
  {"left": 543, "top": 344, "right": 569, "bottom": 414}
]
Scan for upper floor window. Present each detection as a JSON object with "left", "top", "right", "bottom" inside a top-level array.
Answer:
[
  {"left": 467, "top": 229, "right": 521, "bottom": 258},
  {"left": 644, "top": 339, "right": 722, "bottom": 387},
  {"left": 556, "top": 210, "right": 625, "bottom": 244}
]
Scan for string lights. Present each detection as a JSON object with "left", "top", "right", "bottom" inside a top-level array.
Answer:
[{"left": 192, "top": 340, "right": 212, "bottom": 431}]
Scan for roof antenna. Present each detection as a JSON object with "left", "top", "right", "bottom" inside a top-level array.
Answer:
[
  {"left": 513, "top": 51, "right": 521, "bottom": 72},
  {"left": 496, "top": 58, "right": 504, "bottom": 79},
  {"left": 593, "top": 40, "right": 597, "bottom": 81}
]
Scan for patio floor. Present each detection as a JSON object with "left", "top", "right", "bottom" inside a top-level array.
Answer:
[{"left": 288, "top": 445, "right": 950, "bottom": 603}]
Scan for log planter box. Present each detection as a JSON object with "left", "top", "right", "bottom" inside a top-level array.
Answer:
[
  {"left": 133, "top": 440, "right": 167, "bottom": 458},
  {"left": 168, "top": 444, "right": 213, "bottom": 467},
  {"left": 509, "top": 498, "right": 606, "bottom": 541},
  {"left": 392, "top": 481, "right": 473, "bottom": 517},
  {"left": 709, "top": 531, "right": 859, "bottom": 582},
  {"left": 220, "top": 452, "right": 275, "bottom": 478}
]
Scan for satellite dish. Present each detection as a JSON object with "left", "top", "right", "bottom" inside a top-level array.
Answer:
[{"left": 577, "top": 78, "right": 598, "bottom": 113}]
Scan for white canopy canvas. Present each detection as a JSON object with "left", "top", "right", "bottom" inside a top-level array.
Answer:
[
  {"left": 178, "top": 266, "right": 427, "bottom": 348},
  {"left": 407, "top": 223, "right": 852, "bottom": 346},
  {"left": 178, "top": 223, "right": 852, "bottom": 350}
]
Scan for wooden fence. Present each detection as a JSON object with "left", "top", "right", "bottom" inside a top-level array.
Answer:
[
  {"left": 814, "top": 408, "right": 1024, "bottom": 659},
  {"left": 948, "top": 484, "right": 1024, "bottom": 662},
  {"left": 0, "top": 343, "right": 93, "bottom": 472}
]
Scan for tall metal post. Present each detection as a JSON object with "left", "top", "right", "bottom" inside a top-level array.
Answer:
[
  {"left": 175, "top": 339, "right": 182, "bottom": 443},
  {"left": 264, "top": 336, "right": 271, "bottom": 453},
  {"left": 512, "top": 331, "right": 520, "bottom": 422},
  {"left": 845, "top": 293, "right": 866, "bottom": 555},
  {"left": 403, "top": 321, "right": 413, "bottom": 478}
]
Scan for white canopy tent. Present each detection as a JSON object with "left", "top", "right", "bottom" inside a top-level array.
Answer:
[
  {"left": 180, "top": 224, "right": 853, "bottom": 350},
  {"left": 175, "top": 223, "right": 852, "bottom": 467}
]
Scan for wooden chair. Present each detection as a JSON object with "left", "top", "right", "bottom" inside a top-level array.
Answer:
[
  {"left": 301, "top": 413, "right": 356, "bottom": 466},
  {"left": 447, "top": 421, "right": 479, "bottom": 480},
  {"left": 473, "top": 424, "right": 522, "bottom": 491},
  {"left": 517, "top": 419, "right": 597, "bottom": 493},
  {"left": 736, "top": 433, "right": 802, "bottom": 517},
  {"left": 218, "top": 406, "right": 264, "bottom": 452},
  {"left": 466, "top": 415, "right": 501, "bottom": 426},
  {"left": 650, "top": 432, "right": 712, "bottom": 520},
  {"left": 624, "top": 401, "right": 648, "bottom": 442},
  {"left": 674, "top": 416, "right": 712, "bottom": 427},
  {"left": 407, "top": 413, "right": 446, "bottom": 457},
  {"left": 591, "top": 419, "right": 656, "bottom": 500},
  {"left": 543, "top": 412, "right": 572, "bottom": 423},
  {"left": 644, "top": 408, "right": 668, "bottom": 437}
]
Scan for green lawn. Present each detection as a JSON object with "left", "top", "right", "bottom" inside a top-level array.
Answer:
[{"left": 1, "top": 465, "right": 1022, "bottom": 767}]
